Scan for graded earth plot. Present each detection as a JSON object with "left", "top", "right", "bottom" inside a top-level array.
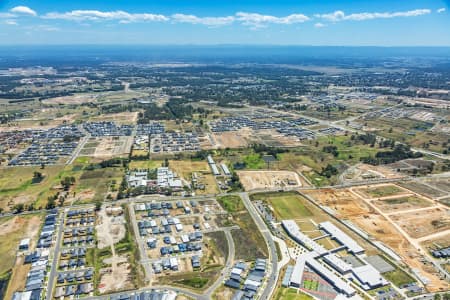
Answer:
[
  {"left": 303, "top": 186, "right": 450, "bottom": 292},
  {"left": 352, "top": 184, "right": 410, "bottom": 199},
  {"left": 372, "top": 195, "right": 434, "bottom": 213},
  {"left": 390, "top": 207, "right": 450, "bottom": 239},
  {"left": 342, "top": 163, "right": 405, "bottom": 182},
  {"left": 238, "top": 170, "right": 302, "bottom": 191},
  {"left": 80, "top": 136, "right": 133, "bottom": 158},
  {"left": 88, "top": 111, "right": 139, "bottom": 125}
]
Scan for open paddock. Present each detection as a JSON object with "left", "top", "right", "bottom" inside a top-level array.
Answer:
[
  {"left": 390, "top": 207, "right": 450, "bottom": 239},
  {"left": 398, "top": 181, "right": 447, "bottom": 199},
  {"left": 81, "top": 136, "right": 132, "bottom": 158},
  {"left": 372, "top": 196, "right": 434, "bottom": 213},
  {"left": 353, "top": 184, "right": 410, "bottom": 199},
  {"left": 238, "top": 170, "right": 301, "bottom": 191},
  {"left": 88, "top": 112, "right": 139, "bottom": 125},
  {"left": 211, "top": 131, "right": 249, "bottom": 149}
]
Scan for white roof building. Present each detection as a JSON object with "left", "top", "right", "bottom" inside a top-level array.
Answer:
[
  {"left": 319, "top": 221, "right": 365, "bottom": 255},
  {"left": 351, "top": 264, "right": 388, "bottom": 290},
  {"left": 282, "top": 220, "right": 327, "bottom": 256}
]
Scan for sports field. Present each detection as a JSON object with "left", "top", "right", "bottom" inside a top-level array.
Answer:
[{"left": 250, "top": 192, "right": 312, "bottom": 220}]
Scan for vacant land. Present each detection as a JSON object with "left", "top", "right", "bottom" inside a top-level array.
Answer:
[
  {"left": 88, "top": 111, "right": 139, "bottom": 125},
  {"left": 373, "top": 196, "right": 433, "bottom": 213},
  {"left": 243, "top": 153, "right": 266, "bottom": 169},
  {"left": 238, "top": 170, "right": 302, "bottom": 191},
  {"left": 232, "top": 211, "right": 268, "bottom": 261},
  {"left": 362, "top": 117, "right": 449, "bottom": 154},
  {"left": 250, "top": 192, "right": 312, "bottom": 220},
  {"left": 169, "top": 159, "right": 218, "bottom": 195},
  {"left": 398, "top": 181, "right": 447, "bottom": 199},
  {"left": 129, "top": 159, "right": 163, "bottom": 170},
  {"left": 0, "top": 165, "right": 63, "bottom": 211},
  {"left": 354, "top": 184, "right": 407, "bottom": 199},
  {"left": 273, "top": 288, "right": 313, "bottom": 300},
  {"left": 211, "top": 132, "right": 249, "bottom": 148},
  {"left": 217, "top": 195, "right": 245, "bottom": 213},
  {"left": 0, "top": 214, "right": 43, "bottom": 275},
  {"left": 76, "top": 167, "right": 123, "bottom": 202},
  {"left": 391, "top": 207, "right": 450, "bottom": 239},
  {"left": 0, "top": 214, "right": 43, "bottom": 300},
  {"left": 383, "top": 269, "right": 416, "bottom": 287}
]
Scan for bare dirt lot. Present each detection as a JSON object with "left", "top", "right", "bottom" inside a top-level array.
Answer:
[
  {"left": 306, "top": 188, "right": 372, "bottom": 217},
  {"left": 89, "top": 112, "right": 139, "bottom": 125},
  {"left": 42, "top": 94, "right": 97, "bottom": 105},
  {"left": 353, "top": 183, "right": 411, "bottom": 199},
  {"left": 390, "top": 207, "right": 450, "bottom": 239},
  {"left": 96, "top": 208, "right": 126, "bottom": 249},
  {"left": 98, "top": 256, "right": 133, "bottom": 294},
  {"left": 96, "top": 206, "right": 133, "bottom": 294},
  {"left": 345, "top": 163, "right": 404, "bottom": 181},
  {"left": 82, "top": 136, "right": 132, "bottom": 158},
  {"left": 211, "top": 131, "right": 249, "bottom": 148},
  {"left": 372, "top": 195, "right": 434, "bottom": 214},
  {"left": 238, "top": 170, "right": 302, "bottom": 191}
]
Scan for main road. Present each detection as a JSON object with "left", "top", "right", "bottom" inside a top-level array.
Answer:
[
  {"left": 45, "top": 210, "right": 65, "bottom": 300},
  {"left": 239, "top": 192, "right": 279, "bottom": 300}
]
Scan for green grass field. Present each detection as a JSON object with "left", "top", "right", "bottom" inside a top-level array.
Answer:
[
  {"left": 383, "top": 196, "right": 429, "bottom": 206},
  {"left": 250, "top": 192, "right": 312, "bottom": 220},
  {"left": 362, "top": 185, "right": 404, "bottom": 198},
  {"left": 383, "top": 268, "right": 416, "bottom": 287},
  {"left": 128, "top": 159, "right": 163, "bottom": 170},
  {"left": 0, "top": 165, "right": 64, "bottom": 211},
  {"left": 243, "top": 153, "right": 266, "bottom": 169},
  {"left": 232, "top": 212, "right": 269, "bottom": 261},
  {"left": 217, "top": 195, "right": 245, "bottom": 213},
  {"left": 0, "top": 214, "right": 43, "bottom": 275},
  {"left": 273, "top": 288, "right": 314, "bottom": 300}
]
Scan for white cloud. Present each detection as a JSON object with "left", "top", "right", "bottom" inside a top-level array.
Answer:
[
  {"left": 0, "top": 12, "right": 16, "bottom": 18},
  {"left": 236, "top": 12, "right": 309, "bottom": 28},
  {"left": 314, "top": 22, "right": 326, "bottom": 28},
  {"left": 316, "top": 9, "right": 431, "bottom": 22},
  {"left": 43, "top": 10, "right": 168, "bottom": 22},
  {"left": 171, "top": 14, "right": 235, "bottom": 26},
  {"left": 437, "top": 8, "right": 446, "bottom": 13},
  {"left": 4, "top": 20, "right": 18, "bottom": 25},
  {"left": 10, "top": 6, "right": 37, "bottom": 16}
]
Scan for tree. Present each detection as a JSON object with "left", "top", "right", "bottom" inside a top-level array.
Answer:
[
  {"left": 32, "top": 171, "right": 44, "bottom": 183},
  {"left": 434, "top": 294, "right": 441, "bottom": 300},
  {"left": 13, "top": 203, "right": 25, "bottom": 213},
  {"left": 61, "top": 176, "right": 75, "bottom": 190},
  {"left": 321, "top": 164, "right": 338, "bottom": 178},
  {"left": 95, "top": 201, "right": 102, "bottom": 211}
]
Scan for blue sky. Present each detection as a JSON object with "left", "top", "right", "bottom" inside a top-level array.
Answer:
[{"left": 0, "top": 0, "right": 449, "bottom": 46}]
